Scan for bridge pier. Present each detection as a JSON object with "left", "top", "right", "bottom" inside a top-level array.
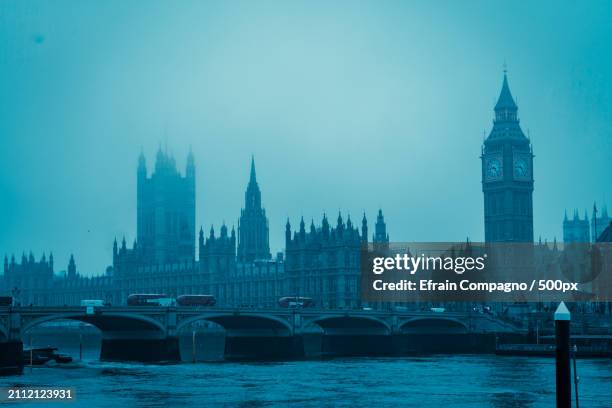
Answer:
[
  {"left": 0, "top": 340, "right": 23, "bottom": 375},
  {"left": 100, "top": 337, "right": 180, "bottom": 362},
  {"left": 320, "top": 334, "right": 394, "bottom": 357},
  {"left": 224, "top": 335, "right": 304, "bottom": 360}
]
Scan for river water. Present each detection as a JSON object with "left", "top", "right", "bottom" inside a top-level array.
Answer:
[
  {"left": 2, "top": 332, "right": 612, "bottom": 407},
  {"left": 1, "top": 345, "right": 611, "bottom": 408}
]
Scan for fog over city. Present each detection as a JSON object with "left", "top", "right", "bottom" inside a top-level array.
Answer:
[{"left": 1, "top": 0, "right": 611, "bottom": 275}]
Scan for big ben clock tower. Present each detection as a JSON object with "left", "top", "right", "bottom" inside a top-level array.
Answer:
[{"left": 482, "top": 71, "right": 534, "bottom": 242}]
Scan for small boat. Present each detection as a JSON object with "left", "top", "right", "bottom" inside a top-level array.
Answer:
[
  {"left": 54, "top": 353, "right": 73, "bottom": 364},
  {"left": 23, "top": 347, "right": 73, "bottom": 365}
]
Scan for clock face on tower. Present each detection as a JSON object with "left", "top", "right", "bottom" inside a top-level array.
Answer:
[
  {"left": 513, "top": 154, "right": 530, "bottom": 180},
  {"left": 485, "top": 157, "right": 502, "bottom": 181}
]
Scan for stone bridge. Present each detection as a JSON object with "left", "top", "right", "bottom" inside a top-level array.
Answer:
[{"left": 0, "top": 306, "right": 520, "bottom": 361}]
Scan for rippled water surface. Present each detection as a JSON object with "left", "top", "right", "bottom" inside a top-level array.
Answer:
[{"left": 2, "top": 353, "right": 611, "bottom": 407}]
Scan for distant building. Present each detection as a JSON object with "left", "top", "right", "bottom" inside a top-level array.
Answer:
[
  {"left": 563, "top": 209, "right": 590, "bottom": 243},
  {"left": 482, "top": 72, "right": 534, "bottom": 242},
  {"left": 237, "top": 157, "right": 271, "bottom": 262}
]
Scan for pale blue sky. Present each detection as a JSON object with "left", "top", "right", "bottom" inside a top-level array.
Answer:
[{"left": 1, "top": 1, "right": 611, "bottom": 275}]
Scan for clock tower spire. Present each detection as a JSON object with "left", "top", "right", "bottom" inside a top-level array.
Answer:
[{"left": 482, "top": 71, "right": 534, "bottom": 242}]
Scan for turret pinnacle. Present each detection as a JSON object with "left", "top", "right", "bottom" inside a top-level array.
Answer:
[
  {"left": 186, "top": 147, "right": 195, "bottom": 177},
  {"left": 285, "top": 218, "right": 292, "bottom": 242},
  {"left": 138, "top": 148, "right": 146, "bottom": 173},
  {"left": 299, "top": 216, "right": 306, "bottom": 240},
  {"left": 249, "top": 155, "right": 257, "bottom": 184},
  {"left": 68, "top": 254, "right": 76, "bottom": 277}
]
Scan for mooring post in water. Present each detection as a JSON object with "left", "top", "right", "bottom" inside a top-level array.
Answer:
[
  {"left": 192, "top": 330, "right": 196, "bottom": 363},
  {"left": 555, "top": 301, "right": 571, "bottom": 408},
  {"left": 29, "top": 335, "right": 33, "bottom": 372},
  {"left": 79, "top": 333, "right": 83, "bottom": 361},
  {"left": 572, "top": 344, "right": 579, "bottom": 408}
]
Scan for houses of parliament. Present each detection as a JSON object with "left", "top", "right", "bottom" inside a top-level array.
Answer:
[
  {"left": 2, "top": 147, "right": 390, "bottom": 308},
  {"left": 3, "top": 73, "right": 611, "bottom": 308}
]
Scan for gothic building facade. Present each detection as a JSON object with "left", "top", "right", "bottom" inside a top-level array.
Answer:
[
  {"left": 1, "top": 145, "right": 391, "bottom": 308},
  {"left": 563, "top": 210, "right": 590, "bottom": 243},
  {"left": 2, "top": 253, "right": 113, "bottom": 306},
  {"left": 285, "top": 213, "right": 362, "bottom": 309},
  {"left": 284, "top": 211, "right": 389, "bottom": 309},
  {"left": 107, "top": 154, "right": 283, "bottom": 307},
  {"left": 2, "top": 253, "right": 54, "bottom": 306},
  {"left": 482, "top": 72, "right": 534, "bottom": 243}
]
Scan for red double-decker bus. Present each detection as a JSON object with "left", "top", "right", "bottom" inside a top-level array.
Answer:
[
  {"left": 127, "top": 294, "right": 173, "bottom": 306},
  {"left": 278, "top": 296, "right": 314, "bottom": 308}
]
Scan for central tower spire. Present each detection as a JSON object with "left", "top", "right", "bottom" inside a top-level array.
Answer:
[
  {"left": 249, "top": 154, "right": 257, "bottom": 185},
  {"left": 238, "top": 156, "right": 271, "bottom": 262}
]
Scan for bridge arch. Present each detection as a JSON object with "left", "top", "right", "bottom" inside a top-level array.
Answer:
[
  {"left": 21, "top": 312, "right": 166, "bottom": 336},
  {"left": 176, "top": 313, "right": 293, "bottom": 336},
  {"left": 400, "top": 317, "right": 468, "bottom": 334},
  {"left": 305, "top": 315, "right": 391, "bottom": 335}
]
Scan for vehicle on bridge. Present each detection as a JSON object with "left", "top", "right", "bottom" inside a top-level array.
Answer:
[
  {"left": 176, "top": 295, "right": 216, "bottom": 307},
  {"left": 80, "top": 299, "right": 107, "bottom": 307},
  {"left": 127, "top": 294, "right": 175, "bottom": 306},
  {"left": 278, "top": 296, "right": 314, "bottom": 308},
  {"left": 0, "top": 296, "right": 14, "bottom": 307}
]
